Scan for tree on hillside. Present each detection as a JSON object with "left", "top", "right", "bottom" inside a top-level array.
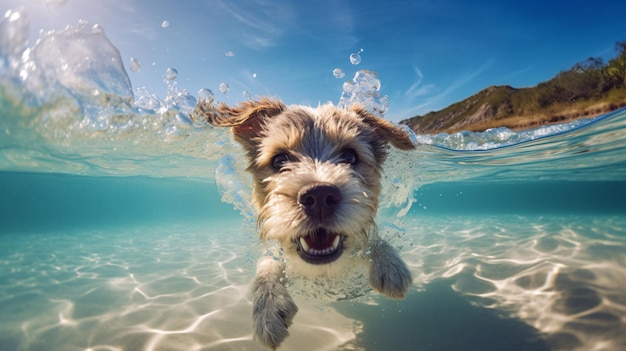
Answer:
[
  {"left": 536, "top": 42, "right": 626, "bottom": 107},
  {"left": 605, "top": 41, "right": 626, "bottom": 87}
]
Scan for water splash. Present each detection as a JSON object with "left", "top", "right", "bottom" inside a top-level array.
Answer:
[
  {"left": 0, "top": 9, "right": 29, "bottom": 70},
  {"left": 215, "top": 155, "right": 256, "bottom": 222},
  {"left": 7, "top": 19, "right": 134, "bottom": 131},
  {"left": 415, "top": 113, "right": 611, "bottom": 151},
  {"left": 338, "top": 70, "right": 389, "bottom": 116}
]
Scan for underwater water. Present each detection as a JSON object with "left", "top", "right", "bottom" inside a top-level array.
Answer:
[{"left": 1, "top": 10, "right": 626, "bottom": 351}]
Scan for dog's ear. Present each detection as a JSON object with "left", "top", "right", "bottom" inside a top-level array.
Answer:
[
  {"left": 193, "top": 98, "right": 286, "bottom": 149},
  {"left": 351, "top": 105, "right": 416, "bottom": 150}
]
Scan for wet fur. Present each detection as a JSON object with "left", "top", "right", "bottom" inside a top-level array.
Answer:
[{"left": 193, "top": 98, "right": 414, "bottom": 349}]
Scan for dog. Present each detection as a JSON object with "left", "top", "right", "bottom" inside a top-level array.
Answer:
[{"left": 192, "top": 98, "right": 415, "bottom": 349}]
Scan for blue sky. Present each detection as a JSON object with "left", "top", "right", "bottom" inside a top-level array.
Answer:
[{"left": 4, "top": 0, "right": 626, "bottom": 122}]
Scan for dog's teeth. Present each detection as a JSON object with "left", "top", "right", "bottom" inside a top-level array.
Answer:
[
  {"left": 332, "top": 235, "right": 340, "bottom": 249},
  {"left": 300, "top": 237, "right": 310, "bottom": 253},
  {"left": 300, "top": 234, "right": 341, "bottom": 256}
]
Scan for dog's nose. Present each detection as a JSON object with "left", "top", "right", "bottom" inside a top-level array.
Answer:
[{"left": 298, "top": 183, "right": 342, "bottom": 221}]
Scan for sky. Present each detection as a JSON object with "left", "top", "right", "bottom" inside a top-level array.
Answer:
[{"left": 3, "top": 0, "right": 626, "bottom": 122}]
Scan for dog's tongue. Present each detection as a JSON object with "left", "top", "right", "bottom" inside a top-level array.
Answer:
[{"left": 304, "top": 229, "right": 337, "bottom": 250}]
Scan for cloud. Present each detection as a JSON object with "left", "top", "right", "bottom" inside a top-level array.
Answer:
[
  {"left": 389, "top": 60, "right": 494, "bottom": 120},
  {"left": 403, "top": 66, "right": 424, "bottom": 97},
  {"left": 214, "top": 0, "right": 296, "bottom": 49}
]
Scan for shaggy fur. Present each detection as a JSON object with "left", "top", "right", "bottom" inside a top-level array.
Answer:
[{"left": 192, "top": 98, "right": 415, "bottom": 349}]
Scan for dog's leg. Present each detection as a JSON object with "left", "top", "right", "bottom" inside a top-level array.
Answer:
[
  {"left": 252, "top": 256, "right": 298, "bottom": 350},
  {"left": 368, "top": 239, "right": 413, "bottom": 299}
]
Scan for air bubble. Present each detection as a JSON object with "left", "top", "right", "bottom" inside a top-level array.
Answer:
[
  {"left": 161, "top": 20, "right": 170, "bottom": 28},
  {"left": 333, "top": 68, "right": 345, "bottom": 79},
  {"left": 218, "top": 82, "right": 229, "bottom": 94},
  {"left": 225, "top": 51, "right": 235, "bottom": 57},
  {"left": 129, "top": 58, "right": 141, "bottom": 73},
  {"left": 91, "top": 24, "right": 104, "bottom": 34},
  {"left": 243, "top": 90, "right": 251, "bottom": 100},
  {"left": 197, "top": 88, "right": 214, "bottom": 105},
  {"left": 350, "top": 48, "right": 363, "bottom": 65},
  {"left": 165, "top": 68, "right": 178, "bottom": 80},
  {"left": 252, "top": 73, "right": 257, "bottom": 78}
]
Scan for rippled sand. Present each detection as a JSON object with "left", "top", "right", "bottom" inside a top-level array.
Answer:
[{"left": 0, "top": 215, "right": 624, "bottom": 350}]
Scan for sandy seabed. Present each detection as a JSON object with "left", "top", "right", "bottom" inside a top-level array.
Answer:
[{"left": 0, "top": 215, "right": 624, "bottom": 351}]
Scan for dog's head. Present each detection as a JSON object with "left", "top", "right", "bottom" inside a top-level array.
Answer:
[{"left": 195, "top": 98, "right": 414, "bottom": 274}]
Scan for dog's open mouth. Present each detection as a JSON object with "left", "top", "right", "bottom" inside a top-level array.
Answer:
[{"left": 296, "top": 228, "right": 343, "bottom": 265}]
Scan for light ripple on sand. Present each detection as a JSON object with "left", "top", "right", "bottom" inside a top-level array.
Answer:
[
  {"left": 1, "top": 216, "right": 625, "bottom": 350},
  {"left": 0, "top": 223, "right": 356, "bottom": 351},
  {"left": 400, "top": 214, "right": 626, "bottom": 351}
]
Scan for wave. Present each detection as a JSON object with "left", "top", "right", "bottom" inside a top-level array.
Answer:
[{"left": 2, "top": 11, "right": 626, "bottom": 218}]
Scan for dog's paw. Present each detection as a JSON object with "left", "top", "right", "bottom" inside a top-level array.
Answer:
[
  {"left": 252, "top": 279, "right": 299, "bottom": 350},
  {"left": 368, "top": 240, "right": 413, "bottom": 299}
]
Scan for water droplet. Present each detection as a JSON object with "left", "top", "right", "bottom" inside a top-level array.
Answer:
[
  {"left": 197, "top": 88, "right": 214, "bottom": 105},
  {"left": 225, "top": 51, "right": 235, "bottom": 57},
  {"left": 91, "top": 24, "right": 104, "bottom": 34},
  {"left": 129, "top": 58, "right": 141, "bottom": 73},
  {"left": 161, "top": 20, "right": 170, "bottom": 28},
  {"left": 333, "top": 68, "right": 345, "bottom": 79},
  {"left": 218, "top": 82, "right": 229, "bottom": 94},
  {"left": 350, "top": 48, "right": 363, "bottom": 65},
  {"left": 165, "top": 68, "right": 178, "bottom": 80}
]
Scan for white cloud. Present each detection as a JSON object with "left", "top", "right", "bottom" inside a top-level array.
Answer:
[
  {"left": 388, "top": 60, "right": 494, "bottom": 121},
  {"left": 214, "top": 0, "right": 296, "bottom": 49}
]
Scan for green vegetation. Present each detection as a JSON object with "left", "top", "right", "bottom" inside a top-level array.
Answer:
[{"left": 400, "top": 41, "right": 626, "bottom": 134}]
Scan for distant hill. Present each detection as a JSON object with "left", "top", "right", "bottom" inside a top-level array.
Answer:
[{"left": 400, "top": 41, "right": 626, "bottom": 134}]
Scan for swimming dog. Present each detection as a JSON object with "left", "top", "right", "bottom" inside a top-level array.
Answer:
[{"left": 192, "top": 98, "right": 414, "bottom": 349}]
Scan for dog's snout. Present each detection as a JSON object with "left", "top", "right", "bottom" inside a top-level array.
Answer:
[{"left": 298, "top": 183, "right": 342, "bottom": 220}]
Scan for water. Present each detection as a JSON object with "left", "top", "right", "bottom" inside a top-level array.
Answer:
[{"left": 1, "top": 11, "right": 626, "bottom": 351}]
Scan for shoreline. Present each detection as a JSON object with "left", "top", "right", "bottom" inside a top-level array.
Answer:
[{"left": 434, "top": 100, "right": 626, "bottom": 134}]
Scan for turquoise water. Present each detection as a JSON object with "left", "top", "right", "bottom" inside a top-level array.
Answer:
[{"left": 2, "top": 14, "right": 626, "bottom": 351}]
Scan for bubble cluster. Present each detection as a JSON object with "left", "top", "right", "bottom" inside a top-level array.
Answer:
[
  {"left": 338, "top": 70, "right": 389, "bottom": 115},
  {"left": 129, "top": 58, "right": 141, "bottom": 73},
  {"left": 218, "top": 82, "right": 229, "bottom": 94},
  {"left": 333, "top": 68, "right": 345, "bottom": 79}
]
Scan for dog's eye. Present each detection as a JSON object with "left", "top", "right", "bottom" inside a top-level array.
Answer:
[
  {"left": 271, "top": 153, "right": 291, "bottom": 170},
  {"left": 338, "top": 149, "right": 358, "bottom": 165}
]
